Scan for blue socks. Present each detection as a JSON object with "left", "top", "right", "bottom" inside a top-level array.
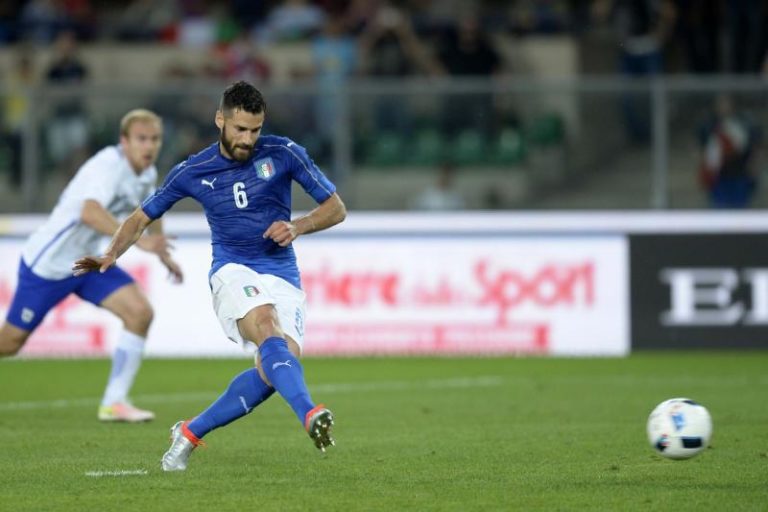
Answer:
[
  {"left": 187, "top": 368, "right": 274, "bottom": 439},
  {"left": 186, "top": 337, "right": 315, "bottom": 439},
  {"left": 259, "top": 336, "right": 315, "bottom": 425}
]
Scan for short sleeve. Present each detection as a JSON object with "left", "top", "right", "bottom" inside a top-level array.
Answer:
[
  {"left": 76, "top": 151, "right": 122, "bottom": 206},
  {"left": 285, "top": 140, "right": 336, "bottom": 204},
  {"left": 142, "top": 161, "right": 190, "bottom": 220}
]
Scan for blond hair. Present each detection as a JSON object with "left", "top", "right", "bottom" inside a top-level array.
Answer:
[{"left": 120, "top": 109, "right": 162, "bottom": 137}]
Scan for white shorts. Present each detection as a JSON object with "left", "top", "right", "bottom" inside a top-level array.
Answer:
[{"left": 210, "top": 263, "right": 307, "bottom": 352}]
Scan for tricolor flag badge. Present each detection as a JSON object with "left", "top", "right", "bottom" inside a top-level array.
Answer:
[
  {"left": 243, "top": 285, "right": 259, "bottom": 297},
  {"left": 254, "top": 158, "right": 276, "bottom": 180}
]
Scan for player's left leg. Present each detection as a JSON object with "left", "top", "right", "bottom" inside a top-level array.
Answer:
[
  {"left": 185, "top": 365, "right": 275, "bottom": 439},
  {"left": 162, "top": 362, "right": 276, "bottom": 471},
  {"left": 78, "top": 267, "right": 155, "bottom": 423},
  {"left": 0, "top": 323, "right": 31, "bottom": 357}
]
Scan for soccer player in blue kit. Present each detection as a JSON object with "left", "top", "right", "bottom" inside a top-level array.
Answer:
[{"left": 73, "top": 81, "right": 347, "bottom": 471}]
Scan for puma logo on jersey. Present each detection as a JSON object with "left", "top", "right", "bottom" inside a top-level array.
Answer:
[{"left": 201, "top": 178, "right": 217, "bottom": 189}]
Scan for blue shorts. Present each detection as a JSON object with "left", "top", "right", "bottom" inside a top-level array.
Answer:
[{"left": 5, "top": 259, "right": 135, "bottom": 331}]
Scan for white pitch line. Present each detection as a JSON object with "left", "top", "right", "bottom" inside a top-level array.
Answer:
[
  {"left": 85, "top": 469, "right": 148, "bottom": 478},
  {"left": 0, "top": 376, "right": 503, "bottom": 412}
]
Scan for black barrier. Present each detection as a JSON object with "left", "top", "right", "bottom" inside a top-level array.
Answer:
[{"left": 631, "top": 233, "right": 768, "bottom": 349}]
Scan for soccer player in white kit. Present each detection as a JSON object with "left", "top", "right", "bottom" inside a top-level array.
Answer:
[{"left": 0, "top": 109, "right": 183, "bottom": 423}]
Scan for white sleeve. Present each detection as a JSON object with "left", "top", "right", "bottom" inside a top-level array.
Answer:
[{"left": 72, "top": 149, "right": 122, "bottom": 207}]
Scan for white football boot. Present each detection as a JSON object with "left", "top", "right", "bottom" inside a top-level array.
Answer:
[
  {"left": 161, "top": 421, "right": 201, "bottom": 472},
  {"left": 98, "top": 402, "right": 155, "bottom": 423}
]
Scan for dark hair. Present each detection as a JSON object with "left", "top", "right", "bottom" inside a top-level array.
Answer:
[{"left": 220, "top": 81, "right": 266, "bottom": 116}]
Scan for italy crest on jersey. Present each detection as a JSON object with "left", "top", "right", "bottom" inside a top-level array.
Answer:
[{"left": 254, "top": 158, "right": 276, "bottom": 180}]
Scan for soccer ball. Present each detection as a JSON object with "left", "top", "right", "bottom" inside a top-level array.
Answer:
[{"left": 646, "top": 398, "right": 712, "bottom": 460}]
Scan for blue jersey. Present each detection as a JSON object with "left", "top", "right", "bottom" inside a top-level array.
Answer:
[{"left": 142, "top": 135, "right": 336, "bottom": 289}]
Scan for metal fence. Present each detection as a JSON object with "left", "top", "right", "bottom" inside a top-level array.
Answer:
[{"left": 1, "top": 76, "right": 766, "bottom": 212}]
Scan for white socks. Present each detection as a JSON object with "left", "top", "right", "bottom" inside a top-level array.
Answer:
[{"left": 101, "top": 330, "right": 146, "bottom": 407}]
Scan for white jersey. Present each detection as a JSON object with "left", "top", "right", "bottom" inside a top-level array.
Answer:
[{"left": 22, "top": 146, "right": 157, "bottom": 280}]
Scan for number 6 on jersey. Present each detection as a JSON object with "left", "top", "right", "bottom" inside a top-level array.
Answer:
[{"left": 233, "top": 182, "right": 248, "bottom": 208}]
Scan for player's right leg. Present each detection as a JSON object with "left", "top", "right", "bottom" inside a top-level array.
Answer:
[
  {"left": 238, "top": 304, "right": 335, "bottom": 453},
  {"left": 79, "top": 270, "right": 155, "bottom": 423}
]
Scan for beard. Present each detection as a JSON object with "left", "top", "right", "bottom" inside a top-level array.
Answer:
[{"left": 220, "top": 131, "right": 254, "bottom": 162}]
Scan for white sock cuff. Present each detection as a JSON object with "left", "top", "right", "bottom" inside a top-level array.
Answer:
[{"left": 116, "top": 331, "right": 146, "bottom": 353}]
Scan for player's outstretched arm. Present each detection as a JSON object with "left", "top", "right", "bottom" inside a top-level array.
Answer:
[
  {"left": 263, "top": 193, "right": 347, "bottom": 247},
  {"left": 73, "top": 207, "right": 153, "bottom": 275},
  {"left": 81, "top": 198, "right": 177, "bottom": 267}
]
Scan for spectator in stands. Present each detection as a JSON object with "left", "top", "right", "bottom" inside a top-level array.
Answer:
[
  {"left": 19, "top": 0, "right": 68, "bottom": 43},
  {"left": 434, "top": 11, "right": 503, "bottom": 137},
  {"left": 308, "top": 12, "right": 358, "bottom": 165},
  {"left": 44, "top": 30, "right": 90, "bottom": 175},
  {"left": 230, "top": 0, "right": 267, "bottom": 32},
  {"left": 725, "top": 0, "right": 767, "bottom": 74},
  {"left": 411, "top": 162, "right": 466, "bottom": 211},
  {"left": 697, "top": 94, "right": 761, "bottom": 208},
  {"left": 435, "top": 12, "right": 501, "bottom": 77},
  {"left": 359, "top": 4, "right": 441, "bottom": 78},
  {"left": 216, "top": 33, "right": 272, "bottom": 83},
  {"left": 114, "top": 0, "right": 181, "bottom": 42},
  {"left": 254, "top": 0, "right": 326, "bottom": 43},
  {"left": 593, "top": 0, "right": 676, "bottom": 143},
  {"left": 674, "top": 0, "right": 721, "bottom": 74},
  {"left": 508, "top": 0, "right": 572, "bottom": 35},
  {"left": 0, "top": 0, "right": 23, "bottom": 42},
  {"left": 358, "top": 3, "right": 441, "bottom": 133},
  {"left": 1, "top": 51, "right": 38, "bottom": 188}
]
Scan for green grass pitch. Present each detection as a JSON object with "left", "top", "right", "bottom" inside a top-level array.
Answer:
[{"left": 1, "top": 353, "right": 766, "bottom": 511}]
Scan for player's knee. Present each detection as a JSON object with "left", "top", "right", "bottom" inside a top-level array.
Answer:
[
  {"left": 240, "top": 307, "right": 283, "bottom": 345},
  {"left": 253, "top": 321, "right": 283, "bottom": 345},
  {"left": 122, "top": 301, "right": 154, "bottom": 331}
]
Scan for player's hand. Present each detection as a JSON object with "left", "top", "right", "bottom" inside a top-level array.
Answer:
[
  {"left": 263, "top": 221, "right": 298, "bottom": 247},
  {"left": 72, "top": 254, "right": 116, "bottom": 276},
  {"left": 136, "top": 233, "right": 175, "bottom": 257},
  {"left": 160, "top": 254, "right": 184, "bottom": 284}
]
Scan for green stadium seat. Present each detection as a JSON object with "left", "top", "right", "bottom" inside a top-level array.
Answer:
[
  {"left": 407, "top": 129, "right": 444, "bottom": 166},
  {"left": 491, "top": 128, "right": 526, "bottom": 165},
  {"left": 364, "top": 132, "right": 405, "bottom": 167},
  {"left": 448, "top": 129, "right": 486, "bottom": 166},
  {"left": 526, "top": 113, "right": 565, "bottom": 147}
]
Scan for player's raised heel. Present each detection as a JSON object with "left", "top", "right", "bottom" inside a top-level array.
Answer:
[
  {"left": 161, "top": 421, "right": 200, "bottom": 472},
  {"left": 305, "top": 404, "right": 335, "bottom": 453},
  {"left": 98, "top": 402, "right": 155, "bottom": 423}
]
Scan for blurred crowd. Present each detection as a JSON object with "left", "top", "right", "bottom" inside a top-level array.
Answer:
[
  {"left": 2, "top": 0, "right": 768, "bottom": 210},
  {"left": 1, "top": 1, "right": 768, "bottom": 76}
]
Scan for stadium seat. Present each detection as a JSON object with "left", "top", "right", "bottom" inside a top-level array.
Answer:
[
  {"left": 407, "top": 129, "right": 444, "bottom": 166},
  {"left": 491, "top": 128, "right": 526, "bottom": 165},
  {"left": 364, "top": 132, "right": 406, "bottom": 167},
  {"left": 526, "top": 113, "right": 565, "bottom": 147},
  {"left": 448, "top": 129, "right": 486, "bottom": 166}
]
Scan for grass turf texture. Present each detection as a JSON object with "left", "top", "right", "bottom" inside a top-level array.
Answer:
[{"left": 0, "top": 353, "right": 766, "bottom": 511}]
